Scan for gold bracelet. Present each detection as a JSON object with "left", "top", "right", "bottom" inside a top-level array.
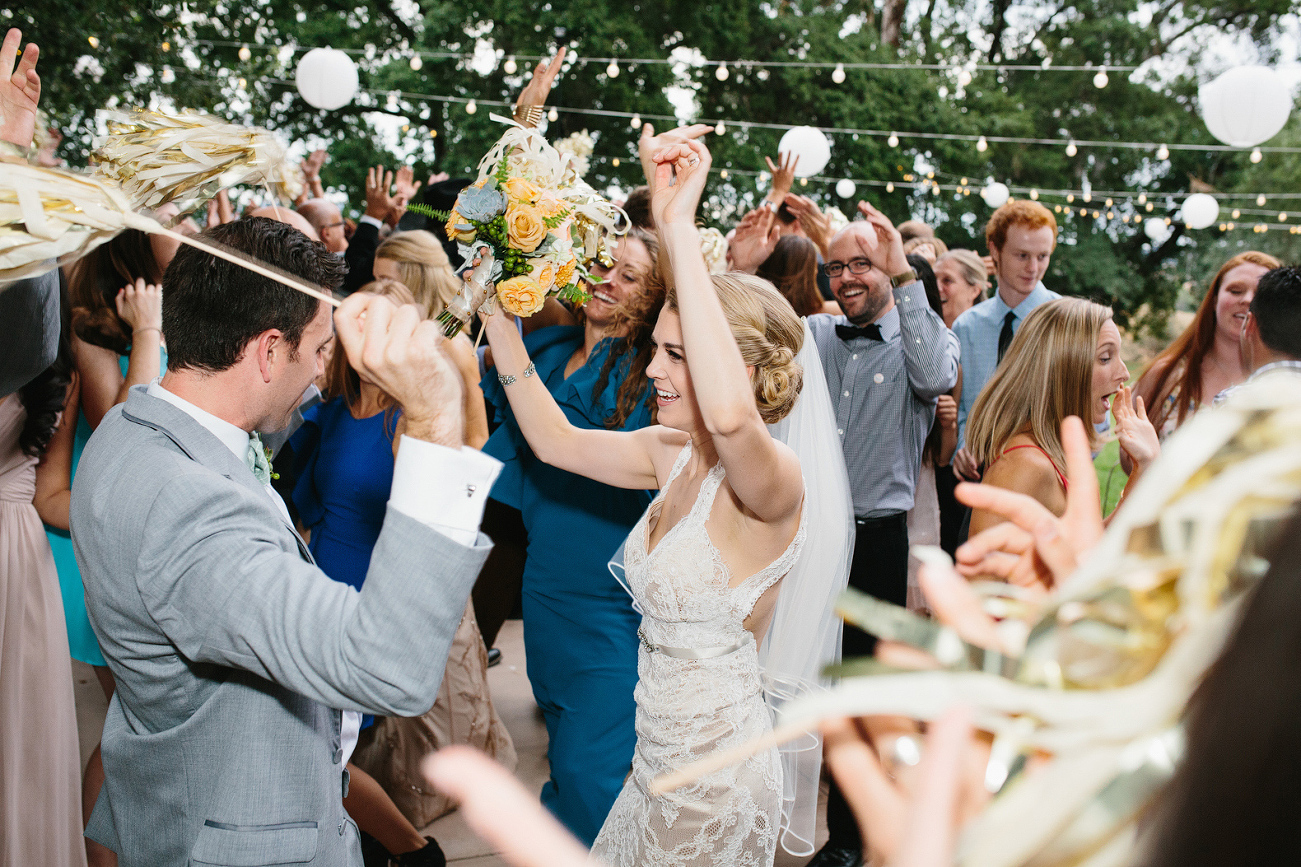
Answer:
[{"left": 513, "top": 105, "right": 545, "bottom": 128}]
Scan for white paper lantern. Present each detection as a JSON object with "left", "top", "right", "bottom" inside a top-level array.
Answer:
[
  {"left": 1180, "top": 193, "right": 1220, "bottom": 230},
  {"left": 777, "top": 126, "right": 831, "bottom": 177},
  {"left": 835, "top": 179, "right": 856, "bottom": 198},
  {"left": 296, "top": 48, "right": 359, "bottom": 110},
  {"left": 1199, "top": 66, "right": 1292, "bottom": 148},
  {"left": 980, "top": 182, "right": 1010, "bottom": 208},
  {"left": 1144, "top": 217, "right": 1168, "bottom": 241}
]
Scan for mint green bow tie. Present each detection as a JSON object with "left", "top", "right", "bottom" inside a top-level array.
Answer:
[{"left": 246, "top": 433, "right": 272, "bottom": 485}]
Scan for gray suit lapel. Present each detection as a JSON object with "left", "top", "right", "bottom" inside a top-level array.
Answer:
[{"left": 120, "top": 388, "right": 314, "bottom": 562}]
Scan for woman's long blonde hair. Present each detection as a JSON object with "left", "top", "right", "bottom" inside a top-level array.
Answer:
[
  {"left": 965, "top": 297, "right": 1113, "bottom": 473},
  {"left": 374, "top": 230, "right": 461, "bottom": 321}
]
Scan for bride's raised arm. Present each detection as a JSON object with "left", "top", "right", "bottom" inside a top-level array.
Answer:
[{"left": 648, "top": 140, "right": 804, "bottom": 525}]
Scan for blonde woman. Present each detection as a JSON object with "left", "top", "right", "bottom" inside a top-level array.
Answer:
[
  {"left": 933, "top": 249, "right": 989, "bottom": 329},
  {"left": 371, "top": 231, "right": 489, "bottom": 447},
  {"left": 482, "top": 138, "right": 850, "bottom": 866},
  {"left": 965, "top": 298, "right": 1158, "bottom": 540}
]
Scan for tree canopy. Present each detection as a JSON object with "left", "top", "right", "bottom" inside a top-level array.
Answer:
[{"left": 10, "top": 0, "right": 1299, "bottom": 331}]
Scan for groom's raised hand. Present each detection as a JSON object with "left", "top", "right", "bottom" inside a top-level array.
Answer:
[{"left": 334, "top": 292, "right": 465, "bottom": 448}]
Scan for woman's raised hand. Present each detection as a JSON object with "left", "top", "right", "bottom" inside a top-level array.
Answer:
[
  {"left": 1112, "top": 385, "right": 1159, "bottom": 472},
  {"left": 637, "top": 122, "right": 714, "bottom": 191},
  {"left": 115, "top": 278, "right": 163, "bottom": 333},
  {"left": 649, "top": 139, "right": 711, "bottom": 230}
]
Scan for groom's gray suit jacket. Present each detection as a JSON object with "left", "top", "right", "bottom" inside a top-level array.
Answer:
[{"left": 71, "top": 387, "right": 491, "bottom": 866}]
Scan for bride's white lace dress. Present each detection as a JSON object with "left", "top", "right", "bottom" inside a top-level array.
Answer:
[{"left": 590, "top": 442, "right": 806, "bottom": 867}]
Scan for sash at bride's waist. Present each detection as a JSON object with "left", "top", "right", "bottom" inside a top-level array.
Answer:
[{"left": 638, "top": 626, "right": 746, "bottom": 659}]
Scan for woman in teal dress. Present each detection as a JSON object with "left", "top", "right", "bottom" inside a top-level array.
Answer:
[
  {"left": 42, "top": 230, "right": 166, "bottom": 867},
  {"left": 481, "top": 229, "right": 662, "bottom": 845}
]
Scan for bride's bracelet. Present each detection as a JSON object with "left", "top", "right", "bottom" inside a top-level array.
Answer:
[{"left": 498, "top": 362, "right": 536, "bottom": 386}]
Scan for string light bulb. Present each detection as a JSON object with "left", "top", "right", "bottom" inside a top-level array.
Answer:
[
  {"left": 886, "top": 181, "right": 895, "bottom": 193},
  {"left": 1156, "top": 143, "right": 1169, "bottom": 160},
  {"left": 611, "top": 157, "right": 620, "bottom": 167},
  {"left": 1280, "top": 212, "right": 1288, "bottom": 221},
  {"left": 958, "top": 68, "right": 973, "bottom": 87},
  {"left": 888, "top": 133, "right": 899, "bottom": 147},
  {"left": 1093, "top": 67, "right": 1109, "bottom": 88},
  {"left": 237, "top": 77, "right": 247, "bottom": 90},
  {"left": 1105, "top": 198, "right": 1113, "bottom": 207},
  {"left": 410, "top": 54, "right": 422, "bottom": 71},
  {"left": 1232, "top": 208, "right": 1241, "bottom": 218},
  {"left": 714, "top": 121, "right": 726, "bottom": 135},
  {"left": 1257, "top": 194, "right": 1267, "bottom": 206},
  {"left": 1067, "top": 193, "right": 1075, "bottom": 203},
  {"left": 1145, "top": 202, "right": 1154, "bottom": 211},
  {"left": 715, "top": 63, "right": 729, "bottom": 81},
  {"left": 606, "top": 60, "right": 619, "bottom": 78},
  {"left": 976, "top": 135, "right": 988, "bottom": 152},
  {"left": 161, "top": 41, "right": 171, "bottom": 52},
  {"left": 630, "top": 114, "right": 641, "bottom": 129},
  {"left": 160, "top": 65, "right": 175, "bottom": 83},
  {"left": 88, "top": 36, "right": 100, "bottom": 48},
  {"left": 548, "top": 107, "right": 558, "bottom": 121},
  {"left": 1065, "top": 140, "right": 1077, "bottom": 157},
  {"left": 832, "top": 63, "right": 846, "bottom": 84},
  {"left": 1083, "top": 191, "right": 1092, "bottom": 203},
  {"left": 1030, "top": 189, "right": 1039, "bottom": 200},
  {"left": 1137, "top": 193, "right": 1147, "bottom": 204},
  {"left": 503, "top": 56, "right": 517, "bottom": 74},
  {"left": 239, "top": 44, "right": 252, "bottom": 61},
  {"left": 465, "top": 100, "right": 477, "bottom": 114},
  {"left": 720, "top": 169, "right": 728, "bottom": 178}
]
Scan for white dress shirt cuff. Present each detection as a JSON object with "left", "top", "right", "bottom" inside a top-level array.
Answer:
[
  {"left": 389, "top": 436, "right": 501, "bottom": 546},
  {"left": 358, "top": 214, "right": 384, "bottom": 229}
]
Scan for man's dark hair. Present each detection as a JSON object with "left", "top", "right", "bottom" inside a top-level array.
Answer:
[
  {"left": 622, "top": 186, "right": 654, "bottom": 230},
  {"left": 1250, "top": 265, "right": 1301, "bottom": 360},
  {"left": 163, "top": 217, "right": 344, "bottom": 372},
  {"left": 775, "top": 201, "right": 798, "bottom": 225}
]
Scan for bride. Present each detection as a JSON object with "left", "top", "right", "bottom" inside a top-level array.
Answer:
[{"left": 482, "top": 137, "right": 851, "bottom": 866}]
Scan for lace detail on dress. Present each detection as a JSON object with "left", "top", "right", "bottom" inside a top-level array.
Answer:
[{"left": 591, "top": 442, "right": 806, "bottom": 867}]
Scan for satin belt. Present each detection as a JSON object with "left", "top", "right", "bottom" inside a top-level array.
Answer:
[{"left": 638, "top": 626, "right": 745, "bottom": 659}]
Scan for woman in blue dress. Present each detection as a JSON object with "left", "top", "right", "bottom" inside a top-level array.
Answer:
[
  {"left": 480, "top": 227, "right": 663, "bottom": 844},
  {"left": 287, "top": 277, "right": 513, "bottom": 866}
]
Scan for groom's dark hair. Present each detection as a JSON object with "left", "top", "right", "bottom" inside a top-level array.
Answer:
[{"left": 162, "top": 217, "right": 344, "bottom": 373}]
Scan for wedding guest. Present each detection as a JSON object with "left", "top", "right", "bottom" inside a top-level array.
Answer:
[
  {"left": 902, "top": 234, "right": 947, "bottom": 263},
  {"left": 1213, "top": 265, "right": 1301, "bottom": 402},
  {"left": 478, "top": 226, "right": 661, "bottom": 845},
  {"left": 897, "top": 219, "right": 935, "bottom": 244},
  {"left": 951, "top": 200, "right": 1061, "bottom": 483},
  {"left": 372, "top": 230, "right": 489, "bottom": 447},
  {"left": 757, "top": 235, "right": 841, "bottom": 317},
  {"left": 1, "top": 273, "right": 86, "bottom": 866},
  {"left": 1133, "top": 251, "right": 1279, "bottom": 439},
  {"left": 804, "top": 203, "right": 960, "bottom": 867},
  {"left": 964, "top": 298, "right": 1157, "bottom": 538},
  {"left": 286, "top": 277, "right": 513, "bottom": 866},
  {"left": 933, "top": 249, "right": 989, "bottom": 328},
  {"left": 71, "top": 216, "right": 499, "bottom": 866}
]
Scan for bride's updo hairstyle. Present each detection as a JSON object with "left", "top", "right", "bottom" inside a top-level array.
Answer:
[{"left": 665, "top": 273, "right": 804, "bottom": 424}]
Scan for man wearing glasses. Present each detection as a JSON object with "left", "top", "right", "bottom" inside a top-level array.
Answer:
[{"left": 803, "top": 202, "right": 960, "bottom": 867}]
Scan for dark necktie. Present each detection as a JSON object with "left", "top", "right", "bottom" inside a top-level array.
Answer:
[
  {"left": 997, "top": 311, "right": 1016, "bottom": 363},
  {"left": 836, "top": 323, "right": 884, "bottom": 342}
]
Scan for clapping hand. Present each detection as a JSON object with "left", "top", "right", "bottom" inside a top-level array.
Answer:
[
  {"left": 954, "top": 416, "right": 1103, "bottom": 594},
  {"left": 0, "top": 28, "right": 40, "bottom": 149},
  {"left": 333, "top": 293, "right": 465, "bottom": 447},
  {"left": 386, "top": 165, "right": 422, "bottom": 227},
  {"left": 854, "top": 201, "right": 910, "bottom": 276},
  {"left": 764, "top": 151, "right": 799, "bottom": 203},
  {"left": 1111, "top": 385, "right": 1159, "bottom": 473},
  {"left": 782, "top": 193, "right": 832, "bottom": 257},
  {"left": 726, "top": 207, "right": 779, "bottom": 274},
  {"left": 298, "top": 147, "right": 327, "bottom": 202}
]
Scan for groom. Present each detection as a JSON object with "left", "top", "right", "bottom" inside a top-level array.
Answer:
[{"left": 71, "top": 217, "right": 501, "bottom": 866}]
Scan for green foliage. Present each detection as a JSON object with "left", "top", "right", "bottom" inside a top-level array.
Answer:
[{"left": 14, "top": 0, "right": 1298, "bottom": 325}]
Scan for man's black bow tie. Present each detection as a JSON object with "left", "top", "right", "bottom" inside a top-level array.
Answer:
[{"left": 836, "top": 322, "right": 884, "bottom": 342}]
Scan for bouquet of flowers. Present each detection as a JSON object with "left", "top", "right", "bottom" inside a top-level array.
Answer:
[{"left": 412, "top": 120, "right": 625, "bottom": 337}]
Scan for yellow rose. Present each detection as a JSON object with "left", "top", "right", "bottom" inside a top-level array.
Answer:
[
  {"left": 497, "top": 275, "right": 547, "bottom": 317},
  {"left": 554, "top": 254, "right": 577, "bottom": 289},
  {"left": 505, "top": 203, "right": 548, "bottom": 253},
  {"left": 528, "top": 258, "right": 557, "bottom": 293},
  {"left": 502, "top": 177, "right": 541, "bottom": 204},
  {"left": 445, "top": 210, "right": 476, "bottom": 243}
]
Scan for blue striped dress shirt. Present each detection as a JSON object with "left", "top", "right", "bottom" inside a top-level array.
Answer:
[
  {"left": 809, "top": 281, "right": 960, "bottom": 517},
  {"left": 952, "top": 282, "right": 1060, "bottom": 447}
]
